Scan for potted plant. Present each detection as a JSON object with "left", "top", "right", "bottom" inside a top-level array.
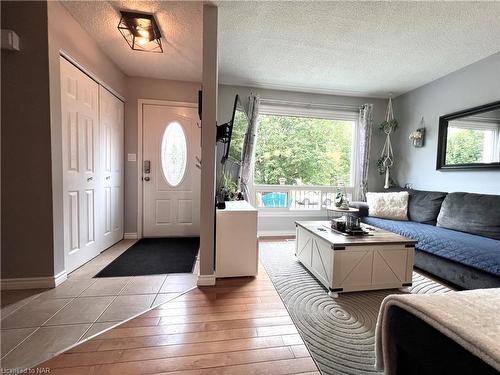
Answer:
[
  {"left": 221, "top": 173, "right": 241, "bottom": 201},
  {"left": 377, "top": 97, "right": 397, "bottom": 188},
  {"left": 409, "top": 128, "right": 425, "bottom": 147},
  {"left": 378, "top": 118, "right": 398, "bottom": 134}
]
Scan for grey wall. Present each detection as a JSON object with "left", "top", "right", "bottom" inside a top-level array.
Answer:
[
  {"left": 1, "top": 1, "right": 202, "bottom": 279},
  {"left": 47, "top": 0, "right": 127, "bottom": 276},
  {"left": 123, "top": 77, "right": 201, "bottom": 234},
  {"left": 48, "top": 3, "right": 201, "bottom": 239},
  {"left": 1, "top": 1, "right": 55, "bottom": 278},
  {"left": 2, "top": 0, "right": 129, "bottom": 279},
  {"left": 393, "top": 52, "right": 500, "bottom": 194}
]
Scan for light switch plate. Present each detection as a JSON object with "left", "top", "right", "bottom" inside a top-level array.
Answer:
[{"left": 127, "top": 153, "right": 137, "bottom": 162}]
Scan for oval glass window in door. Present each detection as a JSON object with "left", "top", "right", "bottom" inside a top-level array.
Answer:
[{"left": 161, "top": 122, "right": 187, "bottom": 186}]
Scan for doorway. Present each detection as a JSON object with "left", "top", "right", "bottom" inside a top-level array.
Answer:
[{"left": 139, "top": 101, "right": 201, "bottom": 238}]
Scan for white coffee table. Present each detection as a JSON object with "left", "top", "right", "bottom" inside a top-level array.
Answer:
[{"left": 295, "top": 221, "right": 416, "bottom": 297}]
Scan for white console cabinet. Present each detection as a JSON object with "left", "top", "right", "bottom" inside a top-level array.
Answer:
[{"left": 216, "top": 200, "right": 258, "bottom": 278}]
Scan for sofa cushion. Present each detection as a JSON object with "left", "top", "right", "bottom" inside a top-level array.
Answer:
[
  {"left": 362, "top": 217, "right": 500, "bottom": 277},
  {"left": 366, "top": 192, "right": 409, "bottom": 221},
  {"left": 437, "top": 192, "right": 500, "bottom": 240},
  {"left": 368, "top": 187, "right": 447, "bottom": 224},
  {"left": 415, "top": 250, "right": 500, "bottom": 289},
  {"left": 407, "top": 189, "right": 447, "bottom": 225}
]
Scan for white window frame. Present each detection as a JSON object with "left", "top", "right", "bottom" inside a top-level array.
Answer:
[
  {"left": 449, "top": 118, "right": 500, "bottom": 163},
  {"left": 252, "top": 100, "right": 360, "bottom": 216}
]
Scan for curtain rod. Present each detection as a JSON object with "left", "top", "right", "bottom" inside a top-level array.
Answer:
[{"left": 259, "top": 98, "right": 361, "bottom": 112}]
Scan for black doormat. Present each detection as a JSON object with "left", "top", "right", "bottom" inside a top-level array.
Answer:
[{"left": 95, "top": 237, "right": 199, "bottom": 277}]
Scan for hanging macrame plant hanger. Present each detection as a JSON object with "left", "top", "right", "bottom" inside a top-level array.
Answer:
[{"left": 381, "top": 96, "right": 395, "bottom": 189}]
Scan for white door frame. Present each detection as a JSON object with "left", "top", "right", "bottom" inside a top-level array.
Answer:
[{"left": 137, "top": 99, "right": 199, "bottom": 239}]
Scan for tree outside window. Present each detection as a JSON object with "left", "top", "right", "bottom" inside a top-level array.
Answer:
[
  {"left": 446, "top": 126, "right": 499, "bottom": 164},
  {"left": 254, "top": 114, "right": 354, "bottom": 186}
]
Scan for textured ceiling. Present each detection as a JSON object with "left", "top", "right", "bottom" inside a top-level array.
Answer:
[
  {"left": 62, "top": 1, "right": 500, "bottom": 97},
  {"left": 61, "top": 1, "right": 202, "bottom": 82},
  {"left": 217, "top": 1, "right": 500, "bottom": 97}
]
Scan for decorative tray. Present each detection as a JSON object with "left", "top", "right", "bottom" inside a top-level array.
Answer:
[{"left": 322, "top": 224, "right": 371, "bottom": 237}]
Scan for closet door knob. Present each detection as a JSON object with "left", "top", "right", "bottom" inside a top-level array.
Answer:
[{"left": 144, "top": 177, "right": 150, "bottom": 181}]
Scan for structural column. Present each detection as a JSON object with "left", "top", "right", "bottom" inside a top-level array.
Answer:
[{"left": 198, "top": 4, "right": 218, "bottom": 285}]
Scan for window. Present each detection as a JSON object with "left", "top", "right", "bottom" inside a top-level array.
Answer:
[
  {"left": 255, "top": 114, "right": 354, "bottom": 185},
  {"left": 446, "top": 122, "right": 500, "bottom": 164},
  {"left": 253, "top": 108, "right": 357, "bottom": 210},
  {"left": 161, "top": 122, "right": 187, "bottom": 186}
]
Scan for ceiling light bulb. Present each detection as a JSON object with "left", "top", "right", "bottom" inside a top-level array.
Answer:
[
  {"left": 138, "top": 29, "right": 150, "bottom": 38},
  {"left": 136, "top": 36, "right": 148, "bottom": 46},
  {"left": 118, "top": 11, "right": 163, "bottom": 53}
]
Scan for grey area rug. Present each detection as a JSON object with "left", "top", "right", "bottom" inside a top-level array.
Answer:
[{"left": 259, "top": 241, "right": 451, "bottom": 375}]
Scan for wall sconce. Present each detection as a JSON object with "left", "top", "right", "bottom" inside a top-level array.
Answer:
[
  {"left": 118, "top": 11, "right": 163, "bottom": 53},
  {"left": 409, "top": 117, "right": 425, "bottom": 147}
]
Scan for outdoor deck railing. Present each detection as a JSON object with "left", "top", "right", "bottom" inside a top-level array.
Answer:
[{"left": 254, "top": 184, "right": 354, "bottom": 211}]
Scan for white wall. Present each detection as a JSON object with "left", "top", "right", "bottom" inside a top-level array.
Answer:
[
  {"left": 393, "top": 52, "right": 500, "bottom": 194},
  {"left": 218, "top": 84, "right": 389, "bottom": 234},
  {"left": 199, "top": 5, "right": 218, "bottom": 278}
]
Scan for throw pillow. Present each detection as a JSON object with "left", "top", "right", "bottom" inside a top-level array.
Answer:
[
  {"left": 366, "top": 191, "right": 409, "bottom": 221},
  {"left": 437, "top": 192, "right": 500, "bottom": 240},
  {"left": 407, "top": 189, "right": 447, "bottom": 225}
]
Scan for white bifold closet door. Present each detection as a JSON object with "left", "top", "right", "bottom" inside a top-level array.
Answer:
[
  {"left": 99, "top": 86, "right": 124, "bottom": 249},
  {"left": 60, "top": 57, "right": 124, "bottom": 273}
]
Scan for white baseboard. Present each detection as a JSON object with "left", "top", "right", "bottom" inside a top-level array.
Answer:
[
  {"left": 258, "top": 230, "right": 296, "bottom": 238},
  {"left": 1, "top": 270, "right": 67, "bottom": 290},
  {"left": 53, "top": 270, "right": 67, "bottom": 287},
  {"left": 124, "top": 232, "right": 138, "bottom": 240},
  {"left": 197, "top": 274, "right": 216, "bottom": 286}
]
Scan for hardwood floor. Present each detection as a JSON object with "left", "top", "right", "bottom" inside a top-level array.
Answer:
[{"left": 38, "top": 265, "right": 319, "bottom": 374}]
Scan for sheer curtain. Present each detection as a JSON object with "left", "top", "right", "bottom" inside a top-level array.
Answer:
[
  {"left": 353, "top": 103, "right": 373, "bottom": 201},
  {"left": 239, "top": 95, "right": 260, "bottom": 201}
]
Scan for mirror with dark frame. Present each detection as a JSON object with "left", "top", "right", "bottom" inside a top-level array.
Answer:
[{"left": 437, "top": 100, "right": 500, "bottom": 170}]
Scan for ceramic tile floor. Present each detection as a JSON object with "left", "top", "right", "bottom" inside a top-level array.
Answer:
[{"left": 0, "top": 239, "right": 199, "bottom": 370}]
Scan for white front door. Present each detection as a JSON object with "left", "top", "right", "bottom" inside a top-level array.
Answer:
[
  {"left": 142, "top": 104, "right": 200, "bottom": 237},
  {"left": 60, "top": 57, "right": 100, "bottom": 272}
]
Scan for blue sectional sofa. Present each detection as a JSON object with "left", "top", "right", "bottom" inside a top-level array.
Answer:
[{"left": 352, "top": 190, "right": 500, "bottom": 290}]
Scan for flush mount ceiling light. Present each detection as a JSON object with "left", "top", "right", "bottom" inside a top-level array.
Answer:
[{"left": 118, "top": 11, "right": 163, "bottom": 53}]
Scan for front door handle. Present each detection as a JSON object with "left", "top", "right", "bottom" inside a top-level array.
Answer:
[
  {"left": 143, "top": 176, "right": 150, "bottom": 181},
  {"left": 144, "top": 160, "right": 151, "bottom": 174}
]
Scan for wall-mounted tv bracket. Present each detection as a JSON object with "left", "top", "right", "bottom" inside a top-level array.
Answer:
[{"left": 216, "top": 121, "right": 232, "bottom": 143}]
